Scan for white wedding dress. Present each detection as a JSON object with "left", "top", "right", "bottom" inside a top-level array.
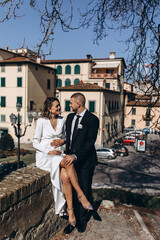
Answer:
[{"left": 32, "top": 116, "right": 66, "bottom": 215}]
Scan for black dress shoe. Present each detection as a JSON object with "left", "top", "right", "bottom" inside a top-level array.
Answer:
[
  {"left": 64, "top": 224, "right": 75, "bottom": 234},
  {"left": 77, "top": 221, "right": 87, "bottom": 233}
]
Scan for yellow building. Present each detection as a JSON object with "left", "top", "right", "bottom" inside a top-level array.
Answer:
[{"left": 0, "top": 48, "right": 56, "bottom": 142}]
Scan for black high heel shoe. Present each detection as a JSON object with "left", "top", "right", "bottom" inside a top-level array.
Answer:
[{"left": 77, "top": 194, "right": 93, "bottom": 211}]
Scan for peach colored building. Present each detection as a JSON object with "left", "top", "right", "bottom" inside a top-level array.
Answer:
[{"left": 124, "top": 82, "right": 160, "bottom": 131}]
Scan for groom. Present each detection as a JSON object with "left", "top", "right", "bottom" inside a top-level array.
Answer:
[{"left": 63, "top": 93, "right": 99, "bottom": 233}]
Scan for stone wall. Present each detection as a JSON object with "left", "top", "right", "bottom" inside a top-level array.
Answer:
[{"left": 0, "top": 165, "right": 66, "bottom": 240}]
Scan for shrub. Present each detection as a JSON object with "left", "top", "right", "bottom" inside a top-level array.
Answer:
[{"left": 0, "top": 134, "right": 15, "bottom": 150}]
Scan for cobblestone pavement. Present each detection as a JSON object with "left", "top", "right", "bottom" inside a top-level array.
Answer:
[{"left": 51, "top": 200, "right": 160, "bottom": 240}]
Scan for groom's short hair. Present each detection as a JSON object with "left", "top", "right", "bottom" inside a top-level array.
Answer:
[{"left": 71, "top": 93, "right": 86, "bottom": 106}]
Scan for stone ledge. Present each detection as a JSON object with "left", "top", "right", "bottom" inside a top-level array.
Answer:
[{"left": 0, "top": 165, "right": 51, "bottom": 213}]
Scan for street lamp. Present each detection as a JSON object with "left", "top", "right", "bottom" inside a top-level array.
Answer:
[{"left": 9, "top": 103, "right": 33, "bottom": 168}]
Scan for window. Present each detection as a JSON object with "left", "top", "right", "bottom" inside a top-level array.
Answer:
[
  {"left": 146, "top": 121, "right": 150, "bottom": 127},
  {"left": 106, "top": 83, "right": 110, "bottom": 89},
  {"left": 74, "top": 65, "right": 80, "bottom": 74},
  {"left": 106, "top": 69, "right": 114, "bottom": 74},
  {"left": 1, "top": 78, "right": 5, "bottom": 87},
  {"left": 1, "top": 64, "right": 5, "bottom": 72},
  {"left": 74, "top": 78, "right": 80, "bottom": 85},
  {"left": 57, "top": 66, "right": 62, "bottom": 75},
  {"left": 65, "top": 100, "right": 70, "bottom": 111},
  {"left": 108, "top": 101, "right": 111, "bottom": 113},
  {"left": 56, "top": 79, "right": 62, "bottom": 87},
  {"left": 17, "top": 64, "right": 22, "bottom": 72},
  {"left": 107, "top": 123, "right": 110, "bottom": 133},
  {"left": 30, "top": 100, "right": 34, "bottom": 111},
  {"left": 47, "top": 79, "right": 51, "bottom": 89},
  {"left": 89, "top": 101, "right": 95, "bottom": 112},
  {"left": 146, "top": 108, "right": 151, "bottom": 117},
  {"left": 132, "top": 108, "right": 136, "bottom": 115},
  {"left": 65, "top": 79, "right": 71, "bottom": 86},
  {"left": 1, "top": 97, "right": 6, "bottom": 107},
  {"left": 17, "top": 97, "right": 22, "bottom": 107},
  {"left": 1, "top": 115, "right": 6, "bottom": 122},
  {"left": 117, "top": 101, "right": 119, "bottom": 110},
  {"left": 131, "top": 119, "right": 135, "bottom": 126},
  {"left": 17, "top": 77, "right": 22, "bottom": 87},
  {"left": 65, "top": 65, "right": 71, "bottom": 74}
]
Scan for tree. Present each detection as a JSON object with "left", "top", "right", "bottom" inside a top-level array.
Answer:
[
  {"left": 0, "top": 0, "right": 74, "bottom": 55},
  {"left": 0, "top": 134, "right": 15, "bottom": 151}
]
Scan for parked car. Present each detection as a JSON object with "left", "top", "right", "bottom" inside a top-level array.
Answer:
[
  {"left": 124, "top": 126, "right": 137, "bottom": 132},
  {"left": 141, "top": 128, "right": 153, "bottom": 134},
  {"left": 122, "top": 136, "right": 136, "bottom": 145},
  {"left": 125, "top": 130, "right": 143, "bottom": 137},
  {"left": 111, "top": 145, "right": 128, "bottom": 157},
  {"left": 114, "top": 138, "right": 124, "bottom": 145},
  {"left": 96, "top": 148, "right": 117, "bottom": 159}
]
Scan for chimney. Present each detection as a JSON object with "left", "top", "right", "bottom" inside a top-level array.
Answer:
[
  {"left": 86, "top": 54, "right": 92, "bottom": 60},
  {"left": 109, "top": 52, "right": 116, "bottom": 59},
  {"left": 37, "top": 57, "right": 41, "bottom": 63},
  {"left": 4, "top": 46, "right": 8, "bottom": 50},
  {"left": 43, "top": 57, "right": 46, "bottom": 61}
]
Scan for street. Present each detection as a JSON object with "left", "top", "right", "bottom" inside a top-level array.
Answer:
[{"left": 93, "top": 134, "right": 160, "bottom": 197}]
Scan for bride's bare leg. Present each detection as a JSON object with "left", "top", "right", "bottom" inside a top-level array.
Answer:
[
  {"left": 60, "top": 167, "right": 76, "bottom": 226},
  {"left": 60, "top": 162, "right": 93, "bottom": 210}
]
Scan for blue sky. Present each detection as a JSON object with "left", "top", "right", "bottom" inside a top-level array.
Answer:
[{"left": 0, "top": 1, "right": 130, "bottom": 61}]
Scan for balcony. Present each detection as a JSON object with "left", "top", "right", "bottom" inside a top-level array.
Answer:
[
  {"left": 142, "top": 115, "right": 154, "bottom": 121},
  {"left": 89, "top": 73, "right": 119, "bottom": 79}
]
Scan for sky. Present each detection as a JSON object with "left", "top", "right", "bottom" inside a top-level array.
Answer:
[{"left": 0, "top": 1, "right": 130, "bottom": 61}]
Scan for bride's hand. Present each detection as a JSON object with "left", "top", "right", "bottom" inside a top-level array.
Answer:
[
  {"left": 50, "top": 139, "right": 64, "bottom": 148},
  {"left": 48, "top": 150, "right": 62, "bottom": 155}
]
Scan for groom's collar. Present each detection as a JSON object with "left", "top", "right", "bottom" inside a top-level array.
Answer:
[{"left": 76, "top": 108, "right": 87, "bottom": 118}]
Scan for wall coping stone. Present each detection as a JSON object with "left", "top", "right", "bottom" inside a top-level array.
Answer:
[{"left": 0, "top": 164, "right": 51, "bottom": 213}]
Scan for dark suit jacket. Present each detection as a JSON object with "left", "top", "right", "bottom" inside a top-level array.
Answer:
[{"left": 65, "top": 110, "right": 99, "bottom": 169}]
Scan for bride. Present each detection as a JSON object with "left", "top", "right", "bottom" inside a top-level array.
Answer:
[{"left": 32, "top": 97, "right": 93, "bottom": 229}]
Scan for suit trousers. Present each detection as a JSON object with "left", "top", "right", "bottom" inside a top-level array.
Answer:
[{"left": 73, "top": 165, "right": 95, "bottom": 226}]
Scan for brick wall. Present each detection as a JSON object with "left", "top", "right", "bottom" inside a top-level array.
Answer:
[{"left": 0, "top": 165, "right": 66, "bottom": 240}]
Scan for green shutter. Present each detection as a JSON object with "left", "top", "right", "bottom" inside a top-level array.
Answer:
[
  {"left": 17, "top": 97, "right": 22, "bottom": 106},
  {"left": 1, "top": 78, "right": 5, "bottom": 87},
  {"left": 74, "top": 78, "right": 80, "bottom": 85},
  {"left": 17, "top": 77, "right": 22, "bottom": 87},
  {"left": 89, "top": 101, "right": 95, "bottom": 112},
  {"left": 1, "top": 97, "right": 6, "bottom": 107},
  {"left": 56, "top": 79, "right": 62, "bottom": 87},
  {"left": 74, "top": 65, "right": 80, "bottom": 74},
  {"left": 65, "top": 65, "right": 71, "bottom": 74},
  {"left": 1, "top": 115, "right": 6, "bottom": 122},
  {"left": 57, "top": 66, "right": 62, "bottom": 75},
  {"left": 65, "top": 100, "right": 70, "bottom": 111},
  {"left": 106, "top": 83, "right": 110, "bottom": 89},
  {"left": 65, "top": 79, "right": 71, "bottom": 86},
  {"left": 146, "top": 121, "right": 150, "bottom": 126},
  {"left": 132, "top": 108, "right": 136, "bottom": 115},
  {"left": 131, "top": 119, "right": 135, "bottom": 126}
]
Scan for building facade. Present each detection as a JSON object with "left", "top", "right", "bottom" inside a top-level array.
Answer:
[
  {"left": 0, "top": 48, "right": 126, "bottom": 145},
  {"left": 0, "top": 48, "right": 56, "bottom": 142}
]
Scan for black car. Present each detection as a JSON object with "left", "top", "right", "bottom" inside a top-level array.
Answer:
[{"left": 112, "top": 145, "right": 128, "bottom": 157}]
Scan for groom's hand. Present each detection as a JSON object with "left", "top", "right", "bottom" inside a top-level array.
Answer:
[
  {"left": 50, "top": 139, "right": 64, "bottom": 147},
  {"left": 62, "top": 155, "right": 76, "bottom": 166}
]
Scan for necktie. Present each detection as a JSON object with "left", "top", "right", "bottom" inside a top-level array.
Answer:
[{"left": 72, "top": 115, "right": 80, "bottom": 142}]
